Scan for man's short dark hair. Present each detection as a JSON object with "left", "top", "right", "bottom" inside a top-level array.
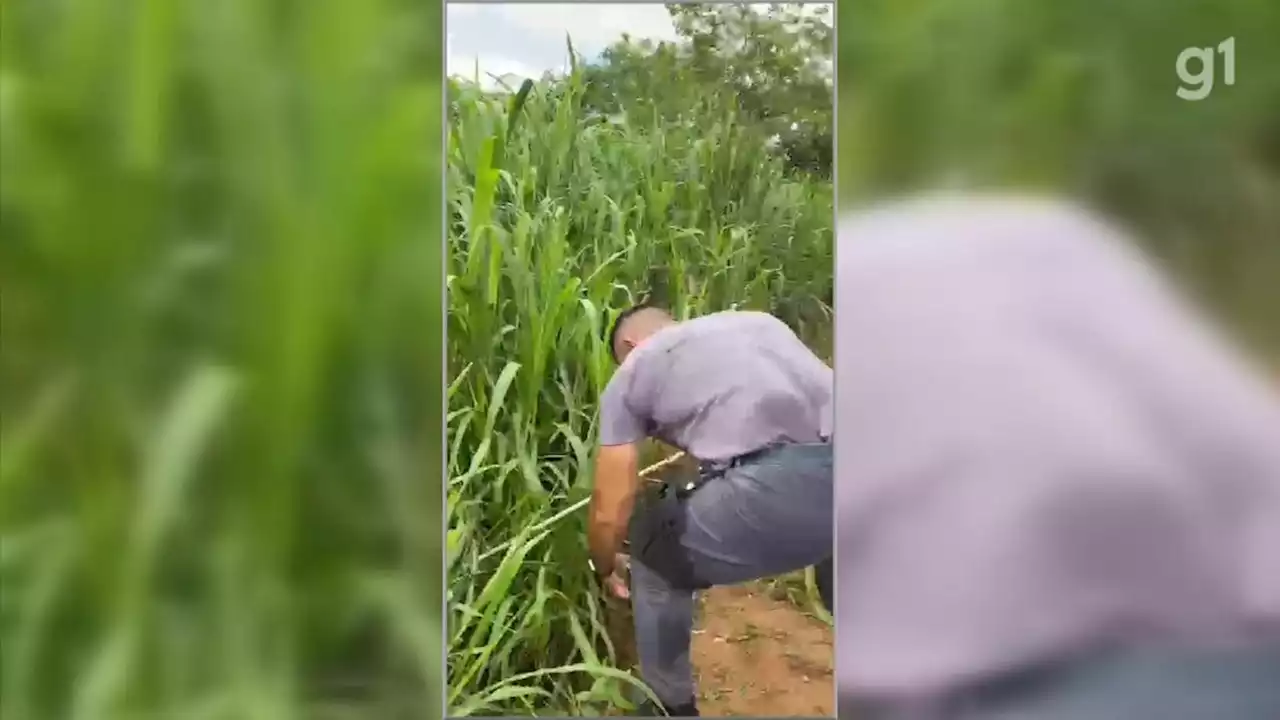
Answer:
[{"left": 607, "top": 303, "right": 654, "bottom": 363}]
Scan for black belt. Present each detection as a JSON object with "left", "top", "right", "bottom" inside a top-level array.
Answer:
[
  {"left": 681, "top": 436, "right": 830, "bottom": 499},
  {"left": 695, "top": 444, "right": 778, "bottom": 481}
]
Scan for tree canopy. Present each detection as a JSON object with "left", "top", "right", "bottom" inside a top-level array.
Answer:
[{"left": 580, "top": 3, "right": 833, "bottom": 178}]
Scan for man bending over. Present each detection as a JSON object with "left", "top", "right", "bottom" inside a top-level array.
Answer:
[{"left": 587, "top": 305, "right": 834, "bottom": 716}]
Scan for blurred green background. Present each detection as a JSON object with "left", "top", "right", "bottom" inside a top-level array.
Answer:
[
  {"left": 838, "top": 0, "right": 1280, "bottom": 360},
  {"left": 5, "top": 0, "right": 1280, "bottom": 717},
  {"left": 1, "top": 1, "right": 444, "bottom": 719}
]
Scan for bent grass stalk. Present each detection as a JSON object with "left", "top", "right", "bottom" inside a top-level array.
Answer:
[{"left": 472, "top": 453, "right": 687, "bottom": 566}]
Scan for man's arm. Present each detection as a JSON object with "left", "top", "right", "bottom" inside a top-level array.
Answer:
[
  {"left": 588, "top": 442, "right": 641, "bottom": 578},
  {"left": 589, "top": 367, "right": 647, "bottom": 579}
]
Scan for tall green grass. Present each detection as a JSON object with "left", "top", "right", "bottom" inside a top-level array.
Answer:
[
  {"left": 445, "top": 61, "right": 833, "bottom": 714},
  {"left": 838, "top": 0, "right": 1280, "bottom": 358},
  {"left": 1, "top": 1, "right": 443, "bottom": 719}
]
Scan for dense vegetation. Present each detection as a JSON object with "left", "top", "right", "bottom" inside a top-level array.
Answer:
[
  {"left": 5, "top": 0, "right": 1275, "bottom": 718},
  {"left": 840, "top": 0, "right": 1280, "bottom": 358},
  {"left": 1, "top": 1, "right": 443, "bottom": 718},
  {"left": 446, "top": 4, "right": 833, "bottom": 715}
]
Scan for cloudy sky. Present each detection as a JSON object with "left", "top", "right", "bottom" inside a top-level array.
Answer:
[{"left": 446, "top": 3, "right": 830, "bottom": 90}]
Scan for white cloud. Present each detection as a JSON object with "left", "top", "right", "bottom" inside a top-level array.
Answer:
[
  {"left": 447, "top": 31, "right": 538, "bottom": 90},
  {"left": 489, "top": 4, "right": 679, "bottom": 52},
  {"left": 447, "top": 3, "right": 679, "bottom": 89},
  {"left": 446, "top": 3, "right": 832, "bottom": 91}
]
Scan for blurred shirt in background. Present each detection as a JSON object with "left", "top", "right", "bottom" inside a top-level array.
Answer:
[{"left": 834, "top": 195, "right": 1280, "bottom": 718}]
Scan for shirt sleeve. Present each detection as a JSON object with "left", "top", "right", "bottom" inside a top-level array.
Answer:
[{"left": 597, "top": 367, "right": 647, "bottom": 446}]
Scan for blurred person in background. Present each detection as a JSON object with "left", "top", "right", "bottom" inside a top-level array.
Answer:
[{"left": 833, "top": 195, "right": 1280, "bottom": 720}]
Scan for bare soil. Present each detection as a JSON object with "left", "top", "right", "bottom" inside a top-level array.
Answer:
[
  {"left": 604, "top": 580, "right": 834, "bottom": 717},
  {"left": 693, "top": 583, "right": 834, "bottom": 716}
]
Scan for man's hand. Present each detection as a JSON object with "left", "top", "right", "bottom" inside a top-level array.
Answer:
[
  {"left": 601, "top": 570, "right": 630, "bottom": 600},
  {"left": 598, "top": 553, "right": 631, "bottom": 600}
]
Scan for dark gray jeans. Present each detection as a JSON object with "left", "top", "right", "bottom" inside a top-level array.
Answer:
[
  {"left": 843, "top": 642, "right": 1280, "bottom": 720},
  {"left": 628, "top": 442, "right": 833, "bottom": 708}
]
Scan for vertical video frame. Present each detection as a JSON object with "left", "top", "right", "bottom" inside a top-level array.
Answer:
[{"left": 447, "top": 2, "right": 835, "bottom": 717}]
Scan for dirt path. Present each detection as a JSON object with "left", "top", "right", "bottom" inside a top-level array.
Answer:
[{"left": 692, "top": 583, "right": 834, "bottom": 716}]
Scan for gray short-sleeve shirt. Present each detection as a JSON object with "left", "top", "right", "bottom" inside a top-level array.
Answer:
[{"left": 598, "top": 311, "right": 832, "bottom": 462}]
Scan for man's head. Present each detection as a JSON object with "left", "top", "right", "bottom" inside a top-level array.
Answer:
[{"left": 607, "top": 304, "right": 675, "bottom": 363}]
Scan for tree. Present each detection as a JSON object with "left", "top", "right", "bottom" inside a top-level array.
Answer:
[{"left": 581, "top": 3, "right": 833, "bottom": 178}]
